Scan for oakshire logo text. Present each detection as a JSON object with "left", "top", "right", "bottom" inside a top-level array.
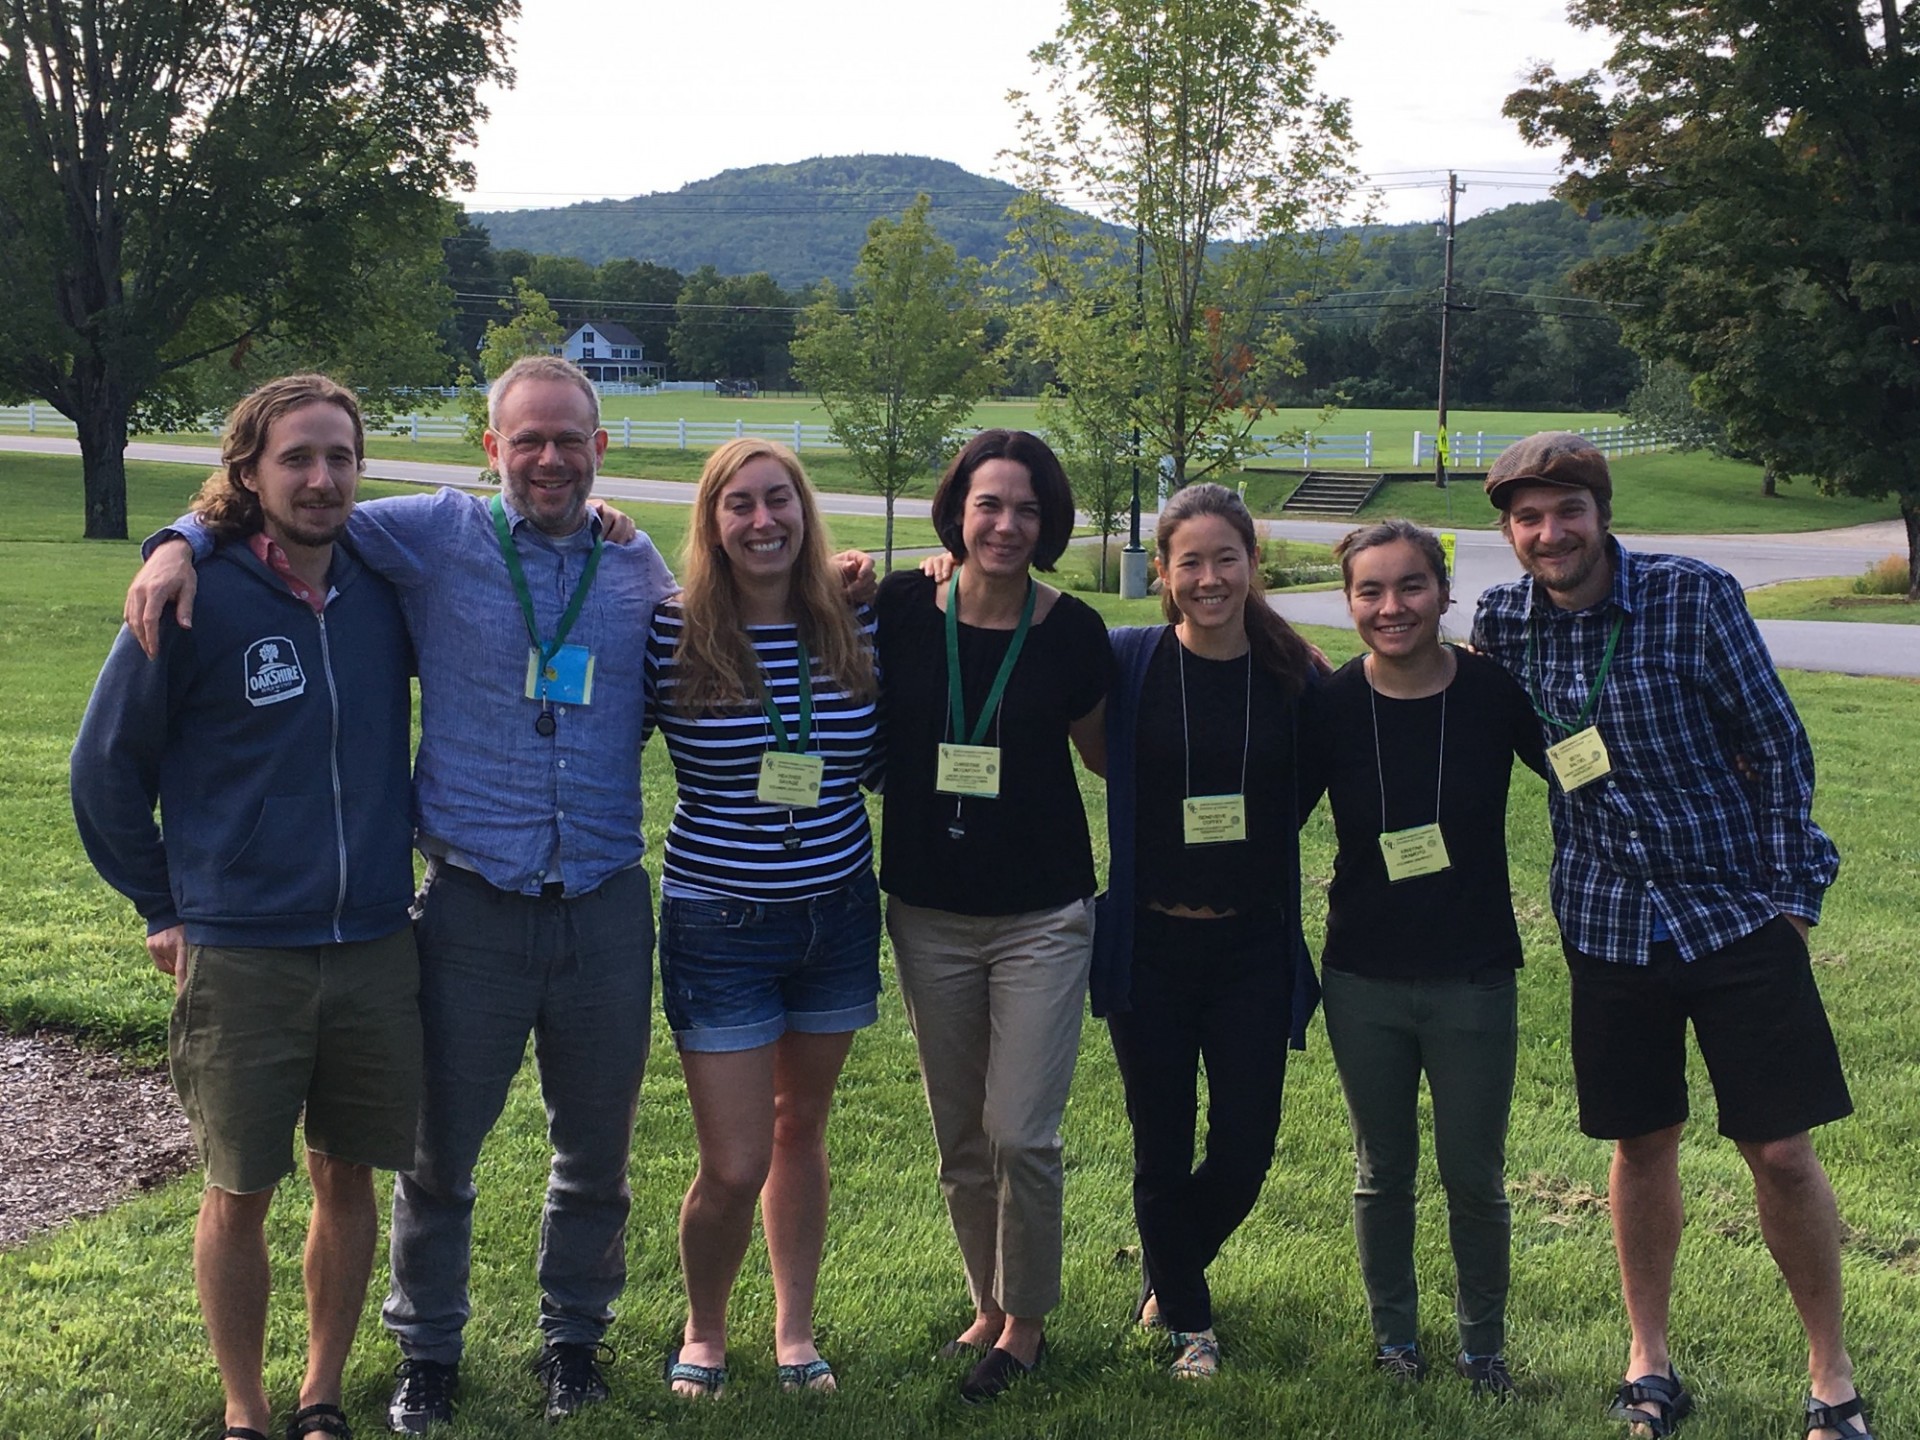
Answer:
[{"left": 245, "top": 638, "right": 307, "bottom": 706}]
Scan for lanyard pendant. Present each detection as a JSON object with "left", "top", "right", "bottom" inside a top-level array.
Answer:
[{"left": 535, "top": 709, "right": 556, "bottom": 737}]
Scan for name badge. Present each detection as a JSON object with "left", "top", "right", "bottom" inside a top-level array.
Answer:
[
  {"left": 757, "top": 751, "right": 824, "bottom": 808},
  {"left": 1547, "top": 725, "right": 1612, "bottom": 791},
  {"left": 1379, "top": 823, "right": 1452, "bottom": 881},
  {"left": 1182, "top": 794, "right": 1248, "bottom": 846},
  {"left": 936, "top": 743, "right": 1001, "bottom": 797},
  {"left": 525, "top": 644, "right": 595, "bottom": 705}
]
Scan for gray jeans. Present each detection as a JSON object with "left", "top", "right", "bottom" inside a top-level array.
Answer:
[
  {"left": 1321, "top": 965, "right": 1516, "bottom": 1357},
  {"left": 383, "top": 862, "right": 655, "bottom": 1363}
]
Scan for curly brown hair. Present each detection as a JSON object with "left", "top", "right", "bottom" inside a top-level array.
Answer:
[{"left": 191, "top": 374, "right": 364, "bottom": 539}]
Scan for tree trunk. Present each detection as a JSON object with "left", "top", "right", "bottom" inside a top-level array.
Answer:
[
  {"left": 883, "top": 496, "right": 895, "bottom": 575},
  {"left": 1903, "top": 492, "right": 1919, "bottom": 603},
  {"left": 1761, "top": 459, "right": 1778, "bottom": 498},
  {"left": 78, "top": 392, "right": 131, "bottom": 540},
  {"left": 1100, "top": 531, "right": 1111, "bottom": 592}
]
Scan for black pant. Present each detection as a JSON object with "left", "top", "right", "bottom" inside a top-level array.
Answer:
[{"left": 1105, "top": 910, "right": 1291, "bottom": 1333}]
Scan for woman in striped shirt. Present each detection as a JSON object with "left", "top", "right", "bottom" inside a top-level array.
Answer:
[{"left": 644, "top": 439, "right": 881, "bottom": 1398}]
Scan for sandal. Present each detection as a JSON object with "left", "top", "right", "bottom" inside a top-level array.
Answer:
[
  {"left": 1606, "top": 1369, "right": 1694, "bottom": 1437},
  {"left": 285, "top": 1403, "right": 353, "bottom": 1439},
  {"left": 1805, "top": 1394, "right": 1875, "bottom": 1439},
  {"left": 663, "top": 1345, "right": 728, "bottom": 1399},
  {"left": 777, "top": 1358, "right": 836, "bottom": 1393},
  {"left": 1168, "top": 1329, "right": 1220, "bottom": 1380}
]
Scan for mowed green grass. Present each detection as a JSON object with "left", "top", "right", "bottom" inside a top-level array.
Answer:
[
  {"left": 2, "top": 465, "right": 1916, "bottom": 1438},
  {"left": 1746, "top": 578, "right": 1920, "bottom": 625}
]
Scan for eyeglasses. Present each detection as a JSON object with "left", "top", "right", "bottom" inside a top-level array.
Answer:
[{"left": 492, "top": 429, "right": 596, "bottom": 458}]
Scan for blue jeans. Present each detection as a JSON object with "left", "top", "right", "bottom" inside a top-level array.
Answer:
[
  {"left": 383, "top": 862, "right": 654, "bottom": 1363},
  {"left": 659, "top": 871, "right": 881, "bottom": 1052}
]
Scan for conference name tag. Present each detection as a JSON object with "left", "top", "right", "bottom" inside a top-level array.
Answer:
[
  {"left": 1379, "top": 823, "right": 1452, "bottom": 882},
  {"left": 757, "top": 752, "right": 824, "bottom": 808},
  {"left": 936, "top": 743, "right": 1001, "bottom": 797},
  {"left": 1547, "top": 725, "right": 1612, "bottom": 792},
  {"left": 524, "top": 643, "right": 595, "bottom": 705},
  {"left": 1183, "top": 794, "right": 1248, "bottom": 847}
]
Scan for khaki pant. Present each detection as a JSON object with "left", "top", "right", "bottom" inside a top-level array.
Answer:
[{"left": 888, "top": 896, "right": 1094, "bottom": 1318}]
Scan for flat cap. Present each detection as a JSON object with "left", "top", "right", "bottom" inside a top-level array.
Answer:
[{"left": 1484, "top": 431, "right": 1612, "bottom": 509}]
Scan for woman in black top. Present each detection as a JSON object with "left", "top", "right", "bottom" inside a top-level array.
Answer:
[
  {"left": 874, "top": 430, "right": 1109, "bottom": 1403},
  {"left": 1297, "top": 518, "right": 1546, "bottom": 1396},
  {"left": 1096, "top": 483, "right": 1322, "bottom": 1380}
]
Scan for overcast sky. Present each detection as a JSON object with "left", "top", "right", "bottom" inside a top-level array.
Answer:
[{"left": 460, "top": 0, "right": 1616, "bottom": 227}]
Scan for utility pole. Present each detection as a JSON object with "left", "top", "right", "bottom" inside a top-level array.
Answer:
[
  {"left": 1435, "top": 172, "right": 1463, "bottom": 519},
  {"left": 1120, "top": 220, "right": 1149, "bottom": 599}
]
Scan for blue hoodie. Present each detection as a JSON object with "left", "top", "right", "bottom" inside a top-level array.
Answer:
[{"left": 71, "top": 537, "right": 416, "bottom": 948}]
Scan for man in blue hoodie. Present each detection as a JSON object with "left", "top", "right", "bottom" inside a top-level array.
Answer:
[{"left": 72, "top": 374, "right": 419, "bottom": 1440}]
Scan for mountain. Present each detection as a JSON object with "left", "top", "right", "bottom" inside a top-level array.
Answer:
[{"left": 470, "top": 155, "right": 1057, "bottom": 290}]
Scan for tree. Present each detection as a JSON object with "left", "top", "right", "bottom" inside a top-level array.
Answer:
[
  {"left": 791, "top": 196, "right": 998, "bottom": 569},
  {"left": 0, "top": 0, "right": 516, "bottom": 538},
  {"left": 1009, "top": 0, "right": 1363, "bottom": 487},
  {"left": 461, "top": 280, "right": 564, "bottom": 448},
  {"left": 1506, "top": 0, "right": 1920, "bottom": 598},
  {"left": 594, "top": 258, "right": 684, "bottom": 375},
  {"left": 669, "top": 268, "right": 797, "bottom": 384}
]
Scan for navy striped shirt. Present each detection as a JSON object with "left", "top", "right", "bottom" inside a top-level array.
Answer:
[
  {"left": 1472, "top": 540, "right": 1839, "bottom": 964},
  {"left": 645, "top": 602, "right": 880, "bottom": 901}
]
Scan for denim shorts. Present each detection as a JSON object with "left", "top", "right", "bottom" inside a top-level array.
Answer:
[{"left": 659, "top": 870, "right": 882, "bottom": 1052}]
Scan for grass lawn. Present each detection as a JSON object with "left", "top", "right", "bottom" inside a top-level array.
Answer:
[
  {"left": 2, "top": 476, "right": 1916, "bottom": 1438},
  {"left": 1746, "top": 579, "right": 1920, "bottom": 625},
  {"left": 1239, "top": 452, "right": 1901, "bottom": 535}
]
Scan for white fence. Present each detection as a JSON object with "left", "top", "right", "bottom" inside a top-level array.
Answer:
[
  {"left": 0, "top": 403, "right": 76, "bottom": 434},
  {"left": 1412, "top": 424, "right": 1679, "bottom": 467},
  {"left": 1253, "top": 431, "right": 1374, "bottom": 467}
]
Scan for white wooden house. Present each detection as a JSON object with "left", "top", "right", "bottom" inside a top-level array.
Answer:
[{"left": 558, "top": 321, "right": 663, "bottom": 383}]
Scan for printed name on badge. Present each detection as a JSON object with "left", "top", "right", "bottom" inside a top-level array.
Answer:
[
  {"left": 757, "top": 751, "right": 824, "bottom": 808},
  {"left": 1379, "top": 823, "right": 1452, "bottom": 881},
  {"left": 1183, "top": 793, "right": 1248, "bottom": 847},
  {"left": 1547, "top": 725, "right": 1612, "bottom": 791},
  {"left": 936, "top": 743, "right": 1002, "bottom": 798}
]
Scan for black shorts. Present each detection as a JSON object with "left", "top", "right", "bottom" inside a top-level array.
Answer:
[{"left": 1563, "top": 916, "right": 1852, "bottom": 1143}]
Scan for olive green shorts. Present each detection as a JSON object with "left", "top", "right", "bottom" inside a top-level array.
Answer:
[{"left": 168, "top": 926, "right": 423, "bottom": 1194}]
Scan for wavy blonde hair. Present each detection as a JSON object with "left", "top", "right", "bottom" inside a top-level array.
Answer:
[{"left": 670, "top": 438, "right": 876, "bottom": 714}]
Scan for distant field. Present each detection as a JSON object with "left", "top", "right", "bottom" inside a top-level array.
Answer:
[{"left": 1746, "top": 577, "right": 1920, "bottom": 624}]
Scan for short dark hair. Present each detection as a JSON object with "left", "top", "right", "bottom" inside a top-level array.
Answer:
[
  {"left": 1333, "top": 518, "right": 1451, "bottom": 593},
  {"left": 929, "top": 429, "right": 1075, "bottom": 572}
]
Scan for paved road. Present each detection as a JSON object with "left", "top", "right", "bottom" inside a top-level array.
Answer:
[{"left": 7, "top": 435, "right": 1914, "bottom": 676}]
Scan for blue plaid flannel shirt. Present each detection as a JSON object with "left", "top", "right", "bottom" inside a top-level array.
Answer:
[{"left": 1472, "top": 539, "right": 1838, "bottom": 964}]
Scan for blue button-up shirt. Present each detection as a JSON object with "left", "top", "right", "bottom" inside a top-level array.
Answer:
[
  {"left": 166, "top": 488, "right": 675, "bottom": 897},
  {"left": 1472, "top": 539, "right": 1839, "bottom": 964}
]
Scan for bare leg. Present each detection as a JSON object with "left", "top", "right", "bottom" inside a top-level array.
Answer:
[
  {"left": 1611, "top": 1124, "right": 1684, "bottom": 1433},
  {"left": 996, "top": 1314, "right": 1045, "bottom": 1366},
  {"left": 196, "top": 1183, "right": 278, "bottom": 1434},
  {"left": 1736, "top": 1132, "right": 1857, "bottom": 1439},
  {"left": 952, "top": 1307, "right": 1009, "bottom": 1352},
  {"left": 299, "top": 1152, "right": 378, "bottom": 1411},
  {"left": 674, "top": 1045, "right": 776, "bottom": 1392},
  {"left": 762, "top": 1030, "right": 856, "bottom": 1383}
]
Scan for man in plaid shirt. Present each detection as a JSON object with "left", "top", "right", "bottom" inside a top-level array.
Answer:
[{"left": 1470, "top": 434, "right": 1868, "bottom": 1440}]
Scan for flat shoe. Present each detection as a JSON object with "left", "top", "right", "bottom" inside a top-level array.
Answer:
[
  {"left": 663, "top": 1345, "right": 727, "bottom": 1399},
  {"left": 937, "top": 1336, "right": 985, "bottom": 1360},
  {"left": 1607, "top": 1369, "right": 1693, "bottom": 1437},
  {"left": 1805, "top": 1393, "right": 1875, "bottom": 1439},
  {"left": 959, "top": 1340, "right": 1045, "bottom": 1404},
  {"left": 777, "top": 1358, "right": 836, "bottom": 1393}
]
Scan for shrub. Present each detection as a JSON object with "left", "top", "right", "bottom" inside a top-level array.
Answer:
[{"left": 1853, "top": 555, "right": 1909, "bottom": 596}]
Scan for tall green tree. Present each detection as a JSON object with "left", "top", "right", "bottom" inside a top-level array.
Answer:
[
  {"left": 0, "top": 0, "right": 517, "bottom": 538},
  {"left": 1009, "top": 0, "right": 1363, "bottom": 487},
  {"left": 1506, "top": 0, "right": 1920, "bottom": 598},
  {"left": 461, "top": 280, "right": 564, "bottom": 449},
  {"left": 669, "top": 268, "right": 796, "bottom": 384},
  {"left": 791, "top": 196, "right": 998, "bottom": 569}
]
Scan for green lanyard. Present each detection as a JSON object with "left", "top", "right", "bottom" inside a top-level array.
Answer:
[
  {"left": 489, "top": 494, "right": 602, "bottom": 672},
  {"left": 762, "top": 639, "right": 813, "bottom": 754},
  {"left": 946, "top": 573, "right": 1035, "bottom": 746},
  {"left": 1525, "top": 607, "right": 1624, "bottom": 734}
]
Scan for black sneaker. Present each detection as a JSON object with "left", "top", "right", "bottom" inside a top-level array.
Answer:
[
  {"left": 1373, "top": 1343, "right": 1428, "bottom": 1384},
  {"left": 387, "top": 1358, "right": 457, "bottom": 1434},
  {"left": 1457, "top": 1351, "right": 1518, "bottom": 1399},
  {"left": 533, "top": 1342, "right": 612, "bottom": 1422}
]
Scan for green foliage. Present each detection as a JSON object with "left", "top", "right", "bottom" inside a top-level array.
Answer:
[
  {"left": 460, "top": 281, "right": 567, "bottom": 450},
  {"left": 472, "top": 155, "right": 1046, "bottom": 290},
  {"left": 0, "top": 0, "right": 517, "bottom": 538},
  {"left": 792, "top": 197, "right": 999, "bottom": 568},
  {"left": 1010, "top": 0, "right": 1363, "bottom": 487},
  {"left": 1505, "top": 0, "right": 1920, "bottom": 597},
  {"left": 668, "top": 268, "right": 798, "bottom": 385},
  {"left": 1855, "top": 555, "right": 1912, "bottom": 598}
]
